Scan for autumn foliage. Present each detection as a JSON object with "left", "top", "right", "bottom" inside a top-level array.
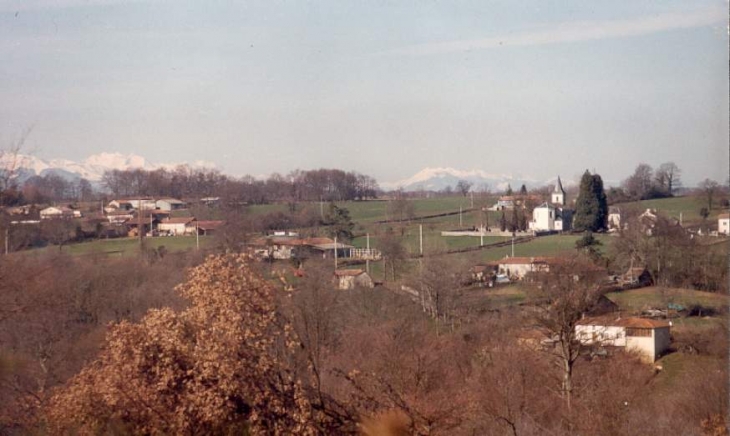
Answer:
[{"left": 46, "top": 254, "right": 315, "bottom": 435}]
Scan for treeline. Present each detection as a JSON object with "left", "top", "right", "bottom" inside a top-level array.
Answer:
[
  {"left": 2, "top": 174, "right": 95, "bottom": 206},
  {"left": 2, "top": 253, "right": 724, "bottom": 435},
  {"left": 608, "top": 162, "right": 682, "bottom": 203},
  {"left": 101, "top": 166, "right": 379, "bottom": 204}
]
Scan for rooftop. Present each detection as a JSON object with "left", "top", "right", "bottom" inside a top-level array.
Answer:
[{"left": 577, "top": 316, "right": 670, "bottom": 329}]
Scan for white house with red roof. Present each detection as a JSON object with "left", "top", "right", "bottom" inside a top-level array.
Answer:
[{"left": 576, "top": 316, "right": 671, "bottom": 362}]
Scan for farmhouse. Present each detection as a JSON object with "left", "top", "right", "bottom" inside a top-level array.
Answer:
[
  {"left": 40, "top": 206, "right": 78, "bottom": 220},
  {"left": 497, "top": 256, "right": 552, "bottom": 279},
  {"left": 155, "top": 198, "right": 187, "bottom": 211},
  {"left": 334, "top": 269, "right": 374, "bottom": 290},
  {"left": 718, "top": 213, "right": 730, "bottom": 235},
  {"left": 108, "top": 198, "right": 156, "bottom": 211},
  {"left": 249, "top": 236, "right": 335, "bottom": 260},
  {"left": 158, "top": 217, "right": 196, "bottom": 235},
  {"left": 106, "top": 209, "right": 135, "bottom": 224},
  {"left": 575, "top": 316, "right": 671, "bottom": 362}
]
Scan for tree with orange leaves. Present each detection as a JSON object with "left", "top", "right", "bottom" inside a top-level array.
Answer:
[{"left": 45, "top": 254, "right": 318, "bottom": 435}]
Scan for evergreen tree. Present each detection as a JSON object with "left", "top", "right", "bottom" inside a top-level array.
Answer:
[
  {"left": 510, "top": 207, "right": 519, "bottom": 232},
  {"left": 322, "top": 203, "right": 354, "bottom": 241},
  {"left": 506, "top": 184, "right": 513, "bottom": 196},
  {"left": 573, "top": 171, "right": 608, "bottom": 232},
  {"left": 499, "top": 210, "right": 507, "bottom": 232},
  {"left": 519, "top": 184, "right": 528, "bottom": 196}
]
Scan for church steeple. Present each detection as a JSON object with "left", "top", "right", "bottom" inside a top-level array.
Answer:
[{"left": 552, "top": 176, "right": 566, "bottom": 206}]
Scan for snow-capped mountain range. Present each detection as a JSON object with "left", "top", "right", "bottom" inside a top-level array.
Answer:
[
  {"left": 3, "top": 152, "right": 572, "bottom": 192},
  {"left": 1, "top": 152, "right": 216, "bottom": 184},
  {"left": 380, "top": 167, "right": 548, "bottom": 192}
]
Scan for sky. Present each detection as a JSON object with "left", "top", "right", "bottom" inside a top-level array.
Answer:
[{"left": 0, "top": 0, "right": 727, "bottom": 186}]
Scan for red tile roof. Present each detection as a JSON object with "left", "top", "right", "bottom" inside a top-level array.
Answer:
[
  {"left": 195, "top": 220, "right": 225, "bottom": 230},
  {"left": 162, "top": 217, "right": 195, "bottom": 224},
  {"left": 334, "top": 269, "right": 365, "bottom": 277},
  {"left": 718, "top": 213, "right": 730, "bottom": 220},
  {"left": 577, "top": 316, "right": 670, "bottom": 329}
]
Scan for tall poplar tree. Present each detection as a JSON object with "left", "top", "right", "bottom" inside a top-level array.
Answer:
[{"left": 573, "top": 170, "right": 608, "bottom": 232}]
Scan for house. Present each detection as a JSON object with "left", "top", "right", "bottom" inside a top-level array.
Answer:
[
  {"left": 528, "top": 202, "right": 572, "bottom": 232},
  {"left": 199, "top": 197, "right": 221, "bottom": 206},
  {"left": 157, "top": 217, "right": 196, "bottom": 235},
  {"left": 107, "top": 200, "right": 135, "bottom": 211},
  {"left": 608, "top": 206, "right": 622, "bottom": 232},
  {"left": 155, "top": 198, "right": 187, "bottom": 211},
  {"left": 494, "top": 196, "right": 515, "bottom": 210},
  {"left": 250, "top": 236, "right": 336, "bottom": 260},
  {"left": 469, "top": 264, "right": 497, "bottom": 285},
  {"left": 193, "top": 220, "right": 225, "bottom": 235},
  {"left": 40, "top": 206, "right": 77, "bottom": 220},
  {"left": 638, "top": 208, "right": 659, "bottom": 235},
  {"left": 497, "top": 256, "right": 553, "bottom": 279},
  {"left": 310, "top": 241, "right": 354, "bottom": 259},
  {"left": 106, "top": 209, "right": 135, "bottom": 224},
  {"left": 334, "top": 269, "right": 374, "bottom": 290},
  {"left": 575, "top": 316, "right": 671, "bottom": 362},
  {"left": 622, "top": 267, "right": 653, "bottom": 287},
  {"left": 496, "top": 255, "right": 605, "bottom": 280},
  {"left": 718, "top": 213, "right": 730, "bottom": 235}
]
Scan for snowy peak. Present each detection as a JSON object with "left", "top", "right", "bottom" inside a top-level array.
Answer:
[
  {"left": 2, "top": 152, "right": 216, "bottom": 184},
  {"left": 381, "top": 167, "right": 539, "bottom": 192}
]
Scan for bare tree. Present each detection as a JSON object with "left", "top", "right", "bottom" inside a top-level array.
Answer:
[
  {"left": 699, "top": 178, "right": 719, "bottom": 211},
  {"left": 0, "top": 127, "right": 32, "bottom": 206},
  {"left": 525, "top": 255, "right": 605, "bottom": 412},
  {"left": 655, "top": 162, "right": 681, "bottom": 195},
  {"left": 455, "top": 180, "right": 473, "bottom": 197}
]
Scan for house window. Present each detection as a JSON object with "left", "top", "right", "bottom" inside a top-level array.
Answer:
[{"left": 626, "top": 328, "right": 651, "bottom": 337}]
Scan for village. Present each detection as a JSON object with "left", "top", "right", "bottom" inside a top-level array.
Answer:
[{"left": 3, "top": 168, "right": 726, "bottom": 370}]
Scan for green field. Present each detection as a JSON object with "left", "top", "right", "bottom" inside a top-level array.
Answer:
[
  {"left": 614, "top": 195, "right": 728, "bottom": 224},
  {"left": 606, "top": 287, "right": 729, "bottom": 313},
  {"left": 29, "top": 236, "right": 215, "bottom": 258},
  {"left": 247, "top": 196, "right": 493, "bottom": 224}
]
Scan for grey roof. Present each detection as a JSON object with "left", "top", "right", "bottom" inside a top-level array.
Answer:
[{"left": 554, "top": 176, "right": 565, "bottom": 194}]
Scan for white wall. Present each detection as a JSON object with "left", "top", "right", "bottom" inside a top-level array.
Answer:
[
  {"left": 575, "top": 325, "right": 626, "bottom": 347},
  {"left": 532, "top": 206, "right": 555, "bottom": 231},
  {"left": 719, "top": 218, "right": 730, "bottom": 235}
]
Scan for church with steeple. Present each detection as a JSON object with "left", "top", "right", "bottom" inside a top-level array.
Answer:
[{"left": 529, "top": 176, "right": 573, "bottom": 233}]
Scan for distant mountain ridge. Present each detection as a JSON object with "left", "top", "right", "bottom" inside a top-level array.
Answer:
[
  {"left": 380, "top": 167, "right": 557, "bottom": 192},
  {"left": 1, "top": 152, "right": 216, "bottom": 184}
]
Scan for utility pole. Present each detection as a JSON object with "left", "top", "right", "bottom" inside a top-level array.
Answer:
[
  {"left": 138, "top": 199, "right": 143, "bottom": 250},
  {"left": 470, "top": 191, "right": 474, "bottom": 208},
  {"left": 511, "top": 233, "right": 515, "bottom": 257},
  {"left": 5, "top": 227, "right": 8, "bottom": 255},
  {"left": 334, "top": 236, "right": 338, "bottom": 270},
  {"left": 366, "top": 233, "right": 370, "bottom": 274},
  {"left": 196, "top": 221, "right": 199, "bottom": 250},
  {"left": 459, "top": 206, "right": 463, "bottom": 228},
  {"left": 419, "top": 224, "right": 423, "bottom": 256}
]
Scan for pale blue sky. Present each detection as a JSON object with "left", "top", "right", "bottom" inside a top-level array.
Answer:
[{"left": 1, "top": 1, "right": 727, "bottom": 185}]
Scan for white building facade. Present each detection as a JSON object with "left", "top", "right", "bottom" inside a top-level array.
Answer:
[{"left": 718, "top": 213, "right": 730, "bottom": 235}]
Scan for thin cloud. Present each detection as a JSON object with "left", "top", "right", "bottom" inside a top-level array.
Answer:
[{"left": 378, "top": 6, "right": 726, "bottom": 57}]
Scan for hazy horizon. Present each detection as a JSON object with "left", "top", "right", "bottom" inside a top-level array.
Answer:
[{"left": 2, "top": 1, "right": 727, "bottom": 186}]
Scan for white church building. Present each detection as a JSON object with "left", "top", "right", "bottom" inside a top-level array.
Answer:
[{"left": 529, "top": 177, "right": 572, "bottom": 232}]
